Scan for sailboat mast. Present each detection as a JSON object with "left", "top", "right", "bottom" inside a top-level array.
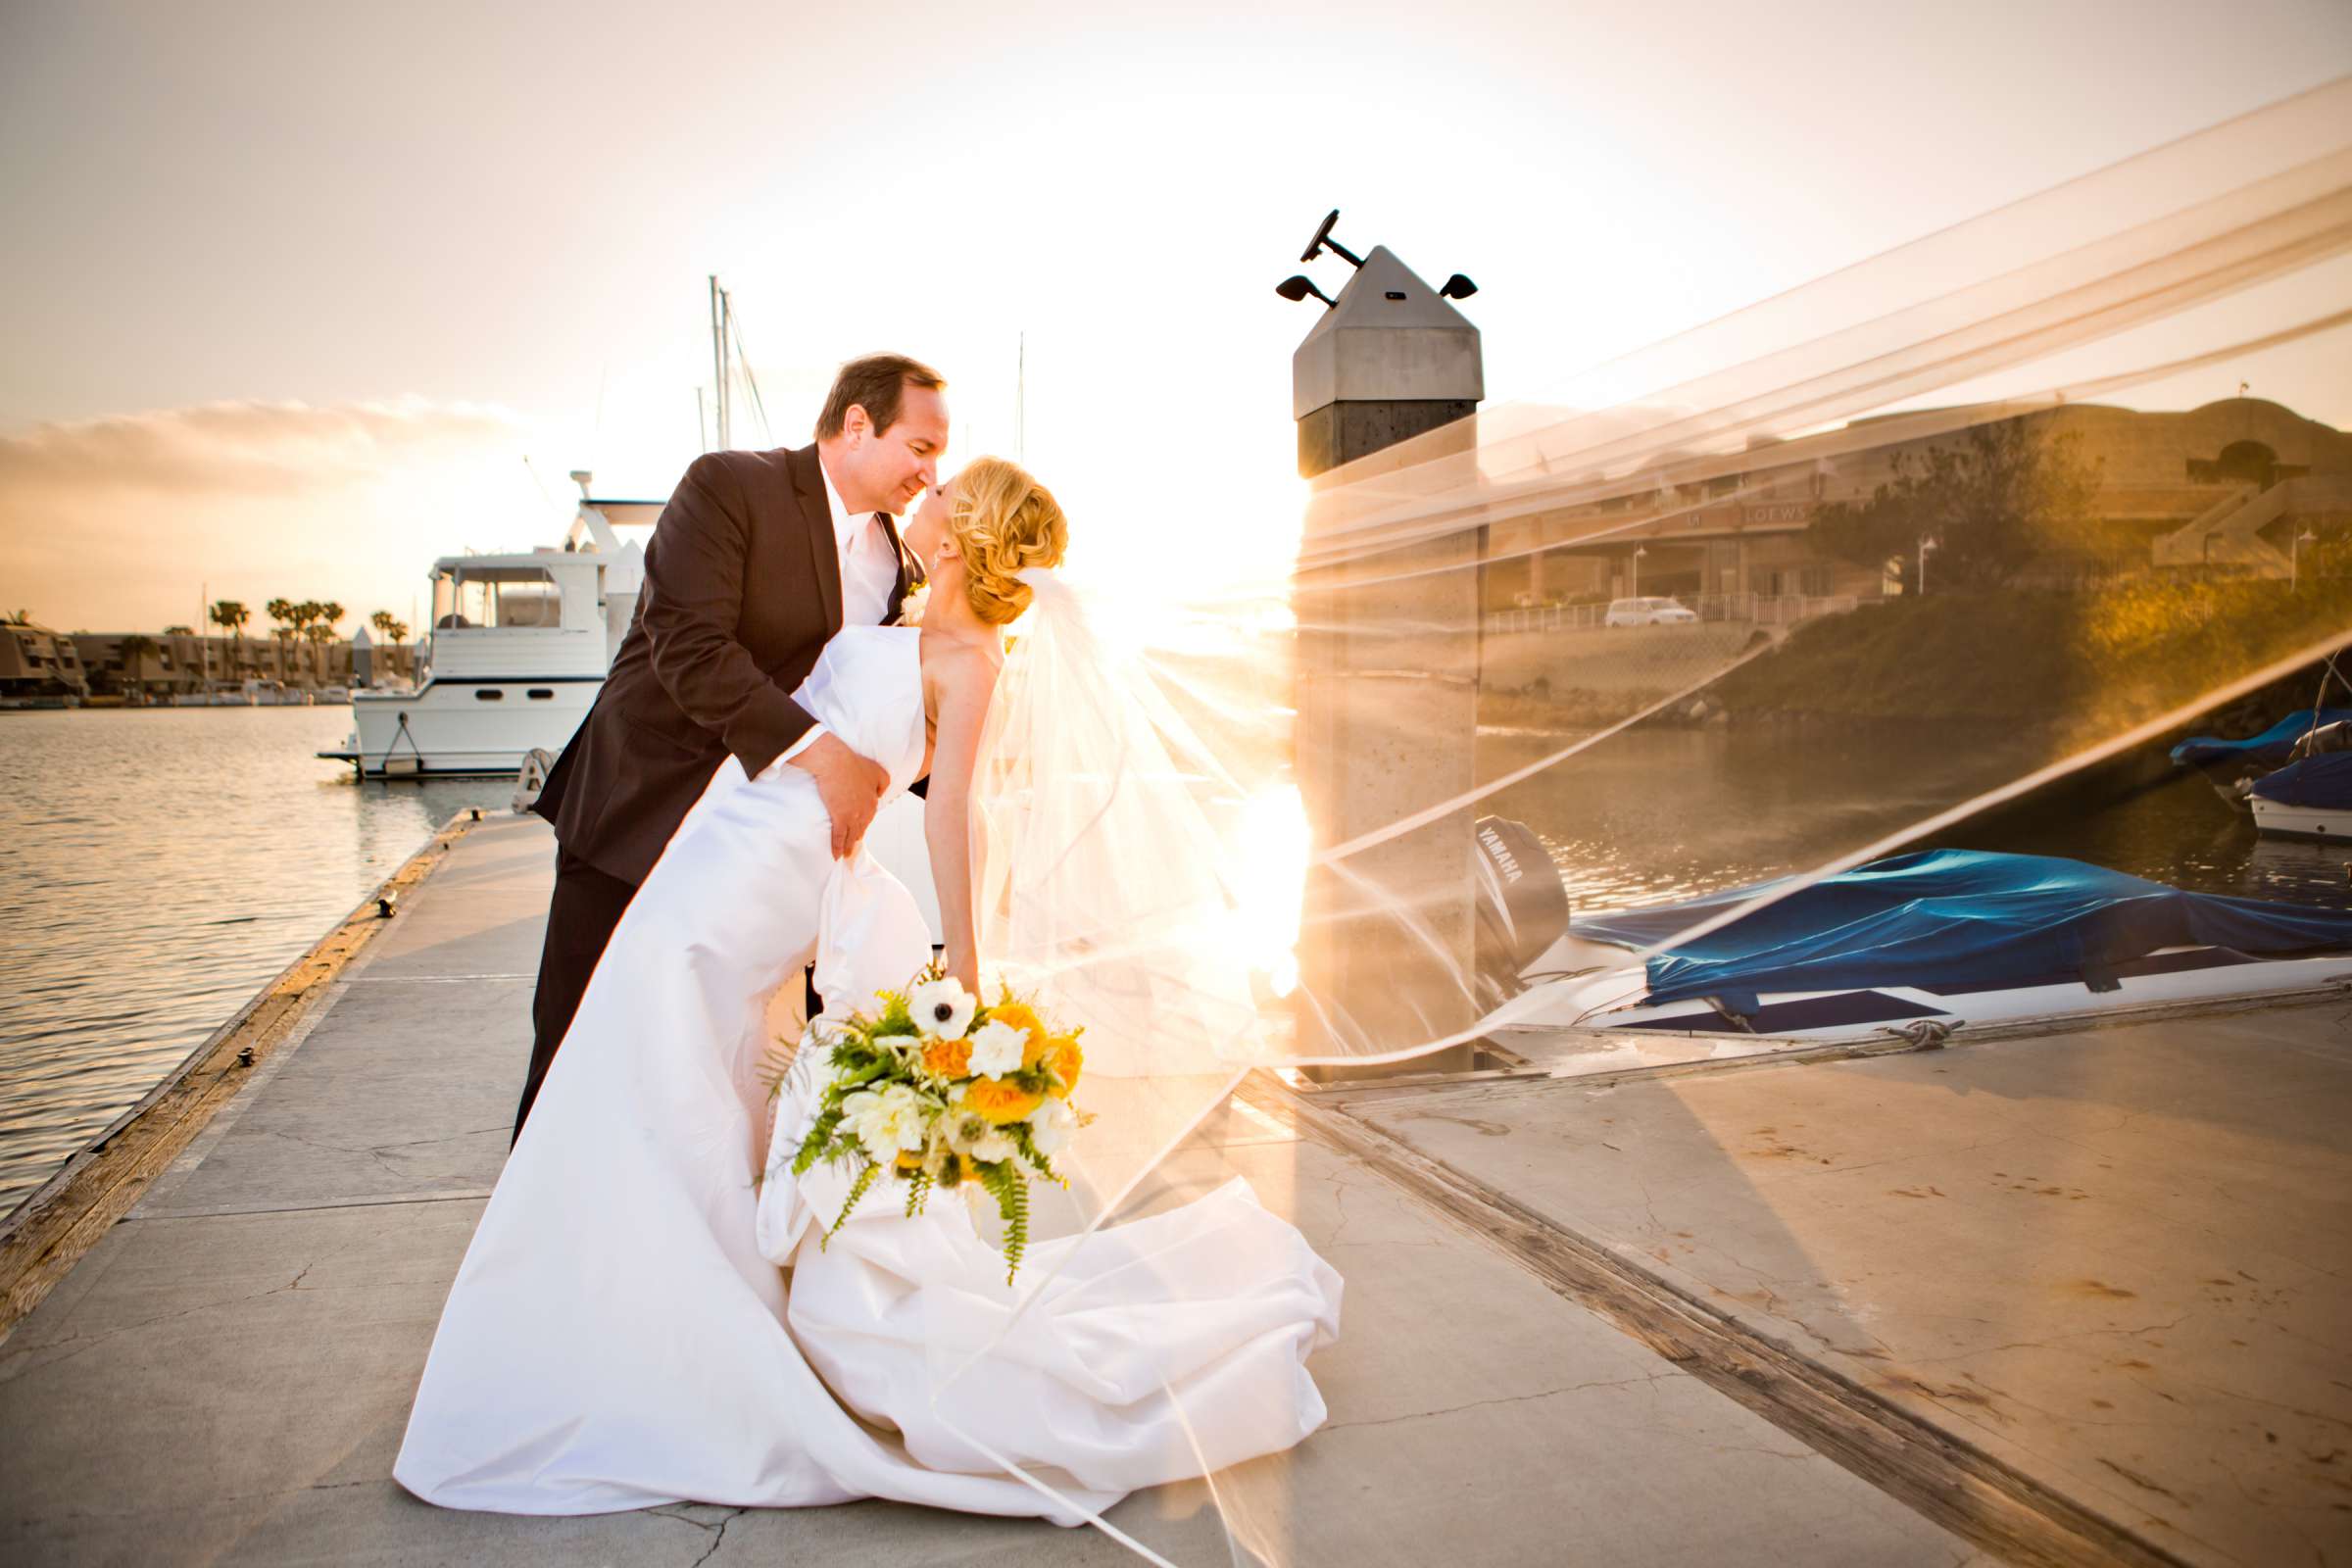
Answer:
[
  {"left": 709, "top": 275, "right": 731, "bottom": 452},
  {"left": 723, "top": 287, "right": 738, "bottom": 450}
]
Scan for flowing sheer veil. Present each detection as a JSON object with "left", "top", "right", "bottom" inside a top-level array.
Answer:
[
  {"left": 955, "top": 562, "right": 1282, "bottom": 1316},
  {"left": 916, "top": 75, "right": 2352, "bottom": 1562},
  {"left": 972, "top": 566, "right": 1276, "bottom": 1083}
]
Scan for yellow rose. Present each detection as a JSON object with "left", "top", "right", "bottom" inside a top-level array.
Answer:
[
  {"left": 1044, "top": 1034, "right": 1083, "bottom": 1099},
  {"left": 922, "top": 1037, "right": 973, "bottom": 1079},
  {"left": 962, "top": 1076, "right": 1046, "bottom": 1126}
]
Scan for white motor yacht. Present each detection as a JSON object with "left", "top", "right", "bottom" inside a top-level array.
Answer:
[{"left": 320, "top": 481, "right": 657, "bottom": 778}]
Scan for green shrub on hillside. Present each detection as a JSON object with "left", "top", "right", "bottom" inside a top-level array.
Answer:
[{"left": 1708, "top": 579, "right": 2350, "bottom": 734}]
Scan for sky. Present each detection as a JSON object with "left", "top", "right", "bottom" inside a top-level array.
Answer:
[{"left": 2, "top": 0, "right": 2348, "bottom": 632}]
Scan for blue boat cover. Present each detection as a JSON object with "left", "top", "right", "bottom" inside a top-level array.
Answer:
[
  {"left": 2171, "top": 709, "right": 2352, "bottom": 767},
  {"left": 1569, "top": 849, "right": 2352, "bottom": 1011},
  {"left": 2251, "top": 752, "right": 2352, "bottom": 809}
]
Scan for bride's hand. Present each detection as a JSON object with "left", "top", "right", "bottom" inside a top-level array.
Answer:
[{"left": 941, "top": 948, "right": 980, "bottom": 996}]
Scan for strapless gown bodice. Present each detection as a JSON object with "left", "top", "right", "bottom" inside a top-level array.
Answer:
[{"left": 785, "top": 625, "right": 926, "bottom": 799}]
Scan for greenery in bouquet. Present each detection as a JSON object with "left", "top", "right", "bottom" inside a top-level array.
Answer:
[{"left": 783, "top": 965, "right": 1085, "bottom": 1282}]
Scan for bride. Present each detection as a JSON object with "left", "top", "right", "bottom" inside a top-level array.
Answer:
[{"left": 393, "top": 457, "right": 1342, "bottom": 1526}]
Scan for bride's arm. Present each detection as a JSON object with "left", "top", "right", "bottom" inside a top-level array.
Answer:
[{"left": 923, "top": 651, "right": 998, "bottom": 994}]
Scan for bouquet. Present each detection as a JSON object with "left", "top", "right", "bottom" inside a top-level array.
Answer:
[{"left": 783, "top": 967, "right": 1085, "bottom": 1282}]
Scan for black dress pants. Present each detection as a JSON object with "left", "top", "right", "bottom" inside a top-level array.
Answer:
[{"left": 513, "top": 847, "right": 640, "bottom": 1143}]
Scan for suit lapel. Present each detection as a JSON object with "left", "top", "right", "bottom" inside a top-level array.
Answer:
[{"left": 787, "top": 445, "right": 844, "bottom": 633}]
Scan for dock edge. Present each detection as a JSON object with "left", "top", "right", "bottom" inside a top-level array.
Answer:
[{"left": 0, "top": 810, "right": 484, "bottom": 1344}]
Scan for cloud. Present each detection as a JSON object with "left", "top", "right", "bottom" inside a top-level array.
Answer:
[
  {"left": 0, "top": 396, "right": 550, "bottom": 630},
  {"left": 0, "top": 395, "right": 520, "bottom": 499}
]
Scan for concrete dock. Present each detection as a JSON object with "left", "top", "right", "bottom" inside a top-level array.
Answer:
[{"left": 3, "top": 811, "right": 2343, "bottom": 1566}]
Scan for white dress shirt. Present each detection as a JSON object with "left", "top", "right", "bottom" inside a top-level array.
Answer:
[
  {"left": 766, "top": 460, "right": 903, "bottom": 776},
  {"left": 819, "top": 461, "right": 900, "bottom": 631}
]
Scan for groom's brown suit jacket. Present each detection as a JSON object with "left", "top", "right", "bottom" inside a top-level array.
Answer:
[{"left": 532, "top": 443, "right": 915, "bottom": 886}]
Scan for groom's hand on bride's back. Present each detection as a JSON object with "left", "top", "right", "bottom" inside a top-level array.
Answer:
[{"left": 788, "top": 732, "right": 890, "bottom": 858}]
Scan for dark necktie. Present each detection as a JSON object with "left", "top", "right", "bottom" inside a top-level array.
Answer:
[{"left": 880, "top": 514, "right": 925, "bottom": 584}]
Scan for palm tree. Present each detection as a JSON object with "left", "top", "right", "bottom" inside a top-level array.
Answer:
[
  {"left": 289, "top": 600, "right": 322, "bottom": 683},
  {"left": 117, "top": 634, "right": 156, "bottom": 704},
  {"left": 315, "top": 602, "right": 345, "bottom": 685},
  {"left": 266, "top": 598, "right": 299, "bottom": 680},
  {"left": 208, "top": 600, "right": 249, "bottom": 687},
  {"left": 303, "top": 620, "right": 338, "bottom": 684},
  {"left": 371, "top": 612, "right": 415, "bottom": 679}
]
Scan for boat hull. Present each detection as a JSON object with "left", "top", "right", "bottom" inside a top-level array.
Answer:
[
  {"left": 1512, "top": 942, "right": 2352, "bottom": 1043},
  {"left": 2251, "top": 797, "right": 2352, "bottom": 840},
  {"left": 328, "top": 678, "right": 602, "bottom": 778}
]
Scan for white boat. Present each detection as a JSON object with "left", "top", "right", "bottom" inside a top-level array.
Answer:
[
  {"left": 320, "top": 481, "right": 657, "bottom": 778},
  {"left": 1511, "top": 938, "right": 2352, "bottom": 1043},
  {"left": 1470, "top": 832, "right": 2352, "bottom": 1051},
  {"left": 2252, "top": 798, "right": 2352, "bottom": 840},
  {"left": 244, "top": 678, "right": 312, "bottom": 707},
  {"left": 2248, "top": 741, "right": 2352, "bottom": 841}
]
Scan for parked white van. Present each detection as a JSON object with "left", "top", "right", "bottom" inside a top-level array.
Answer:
[{"left": 1603, "top": 596, "right": 1698, "bottom": 627}]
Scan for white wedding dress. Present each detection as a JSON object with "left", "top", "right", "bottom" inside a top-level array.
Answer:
[{"left": 394, "top": 624, "right": 1342, "bottom": 1523}]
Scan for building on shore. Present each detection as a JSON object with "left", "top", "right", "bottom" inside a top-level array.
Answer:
[
  {"left": 0, "top": 618, "right": 91, "bottom": 704},
  {"left": 0, "top": 627, "right": 418, "bottom": 706},
  {"left": 68, "top": 633, "right": 196, "bottom": 703},
  {"left": 1482, "top": 396, "right": 2352, "bottom": 623}
]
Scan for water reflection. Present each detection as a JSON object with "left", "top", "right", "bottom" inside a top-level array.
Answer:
[
  {"left": 1481, "top": 722, "right": 2352, "bottom": 917},
  {"left": 0, "top": 708, "right": 513, "bottom": 1217}
]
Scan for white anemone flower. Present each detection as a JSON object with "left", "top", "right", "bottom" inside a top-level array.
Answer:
[
  {"left": 842, "top": 1084, "right": 930, "bottom": 1161},
  {"left": 1029, "top": 1095, "right": 1077, "bottom": 1157},
  {"left": 966, "top": 1018, "right": 1027, "bottom": 1078},
  {"left": 906, "top": 977, "right": 975, "bottom": 1040},
  {"left": 940, "top": 1108, "right": 991, "bottom": 1152}
]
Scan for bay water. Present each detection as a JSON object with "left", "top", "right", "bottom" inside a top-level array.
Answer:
[{"left": 0, "top": 708, "right": 510, "bottom": 1219}]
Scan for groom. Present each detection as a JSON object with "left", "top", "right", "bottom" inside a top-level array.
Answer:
[{"left": 513, "top": 353, "right": 948, "bottom": 1139}]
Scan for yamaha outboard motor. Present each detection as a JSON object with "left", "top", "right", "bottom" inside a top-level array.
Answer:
[{"left": 1471, "top": 815, "right": 1571, "bottom": 1009}]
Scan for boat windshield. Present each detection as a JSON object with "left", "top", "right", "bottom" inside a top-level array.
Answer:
[{"left": 429, "top": 566, "right": 564, "bottom": 632}]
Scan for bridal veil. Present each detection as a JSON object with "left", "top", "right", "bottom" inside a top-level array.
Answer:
[{"left": 858, "top": 76, "right": 2352, "bottom": 1563}]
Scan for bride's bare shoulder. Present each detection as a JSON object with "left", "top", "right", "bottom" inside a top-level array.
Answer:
[{"left": 921, "top": 635, "right": 1003, "bottom": 709}]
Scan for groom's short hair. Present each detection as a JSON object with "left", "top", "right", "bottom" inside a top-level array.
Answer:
[{"left": 816, "top": 354, "right": 947, "bottom": 440}]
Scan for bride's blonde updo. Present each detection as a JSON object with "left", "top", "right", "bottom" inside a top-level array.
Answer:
[{"left": 947, "top": 457, "right": 1068, "bottom": 624}]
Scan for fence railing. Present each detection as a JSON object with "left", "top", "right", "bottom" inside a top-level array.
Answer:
[{"left": 1483, "top": 593, "right": 1863, "bottom": 636}]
